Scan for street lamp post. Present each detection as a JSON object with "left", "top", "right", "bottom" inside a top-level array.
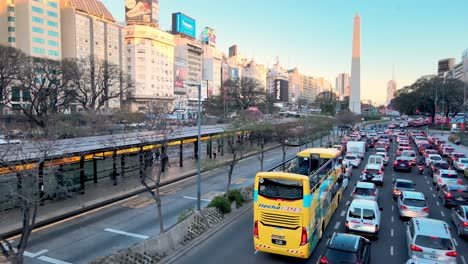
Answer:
[{"left": 196, "top": 83, "right": 202, "bottom": 211}]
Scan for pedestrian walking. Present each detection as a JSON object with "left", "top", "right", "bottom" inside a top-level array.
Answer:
[
  {"left": 161, "top": 154, "right": 169, "bottom": 172},
  {"left": 155, "top": 149, "right": 160, "bottom": 163}
]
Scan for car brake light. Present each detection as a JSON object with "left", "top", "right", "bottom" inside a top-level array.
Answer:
[
  {"left": 345, "top": 221, "right": 349, "bottom": 228},
  {"left": 463, "top": 222, "right": 468, "bottom": 227},
  {"left": 394, "top": 161, "right": 398, "bottom": 165},
  {"left": 446, "top": 251, "right": 458, "bottom": 257},
  {"left": 253, "top": 220, "right": 259, "bottom": 239},
  {"left": 370, "top": 193, "right": 376, "bottom": 196},
  {"left": 422, "top": 208, "right": 429, "bottom": 212},
  {"left": 458, "top": 179, "right": 463, "bottom": 184},
  {"left": 445, "top": 192, "right": 452, "bottom": 198},
  {"left": 378, "top": 170, "right": 383, "bottom": 174},
  {"left": 400, "top": 205, "right": 408, "bottom": 210},
  {"left": 319, "top": 256, "right": 329, "bottom": 264},
  {"left": 363, "top": 169, "right": 368, "bottom": 173},
  {"left": 300, "top": 227, "right": 307, "bottom": 246},
  {"left": 393, "top": 189, "right": 399, "bottom": 193},
  {"left": 410, "top": 244, "right": 423, "bottom": 252}
]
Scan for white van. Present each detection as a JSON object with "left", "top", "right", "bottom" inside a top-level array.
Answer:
[
  {"left": 345, "top": 199, "right": 382, "bottom": 239},
  {"left": 367, "top": 155, "right": 384, "bottom": 169},
  {"left": 347, "top": 141, "right": 366, "bottom": 160}
]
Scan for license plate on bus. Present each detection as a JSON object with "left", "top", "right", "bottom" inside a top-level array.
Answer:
[{"left": 272, "top": 239, "right": 286, "bottom": 245}]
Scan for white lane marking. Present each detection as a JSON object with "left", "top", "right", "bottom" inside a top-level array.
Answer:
[
  {"left": 183, "top": 196, "right": 211, "bottom": 202},
  {"left": 436, "top": 201, "right": 440, "bottom": 206},
  {"left": 326, "top": 238, "right": 330, "bottom": 245},
  {"left": 453, "top": 238, "right": 458, "bottom": 246},
  {"left": 461, "top": 255, "right": 466, "bottom": 264},
  {"left": 391, "top": 229, "right": 394, "bottom": 237},
  {"left": 254, "top": 250, "right": 258, "bottom": 255},
  {"left": 432, "top": 194, "right": 436, "bottom": 198},
  {"left": 391, "top": 216, "right": 394, "bottom": 222},
  {"left": 346, "top": 201, "right": 351, "bottom": 206},
  {"left": 390, "top": 245, "right": 394, "bottom": 256},
  {"left": 104, "top": 228, "right": 149, "bottom": 239},
  {"left": 392, "top": 205, "right": 394, "bottom": 212},
  {"left": 426, "top": 181, "right": 430, "bottom": 184},
  {"left": 334, "top": 222, "right": 340, "bottom": 229},
  {"left": 430, "top": 187, "right": 433, "bottom": 191},
  {"left": 37, "top": 256, "right": 72, "bottom": 264},
  {"left": 340, "top": 210, "right": 346, "bottom": 217},
  {"left": 24, "top": 249, "right": 48, "bottom": 258},
  {"left": 441, "top": 211, "right": 445, "bottom": 217}
]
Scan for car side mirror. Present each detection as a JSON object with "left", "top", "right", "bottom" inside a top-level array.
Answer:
[{"left": 379, "top": 207, "right": 383, "bottom": 211}]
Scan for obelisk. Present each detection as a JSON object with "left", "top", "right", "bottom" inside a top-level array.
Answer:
[{"left": 350, "top": 13, "right": 361, "bottom": 114}]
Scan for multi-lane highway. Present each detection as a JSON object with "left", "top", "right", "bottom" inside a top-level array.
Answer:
[
  {"left": 9, "top": 134, "right": 320, "bottom": 264},
  {"left": 174, "top": 130, "right": 468, "bottom": 264}
]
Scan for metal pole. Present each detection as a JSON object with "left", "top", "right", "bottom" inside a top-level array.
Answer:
[{"left": 197, "top": 83, "right": 202, "bottom": 210}]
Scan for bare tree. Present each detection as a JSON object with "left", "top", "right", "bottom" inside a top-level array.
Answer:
[
  {"left": 0, "top": 130, "right": 75, "bottom": 264},
  {"left": 223, "top": 119, "right": 252, "bottom": 193},
  {"left": 249, "top": 121, "right": 274, "bottom": 171},
  {"left": 0, "top": 45, "right": 25, "bottom": 114},
  {"left": 16, "top": 57, "right": 71, "bottom": 130},
  {"left": 275, "top": 122, "right": 296, "bottom": 165},
  {"left": 62, "top": 56, "right": 132, "bottom": 112},
  {"left": 224, "top": 77, "right": 265, "bottom": 111}
]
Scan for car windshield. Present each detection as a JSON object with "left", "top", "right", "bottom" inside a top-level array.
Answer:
[
  {"left": 355, "top": 187, "right": 374, "bottom": 195},
  {"left": 441, "top": 173, "right": 458, "bottom": 178},
  {"left": 258, "top": 178, "right": 303, "bottom": 200},
  {"left": 403, "top": 198, "right": 426, "bottom": 207},
  {"left": 415, "top": 235, "right": 454, "bottom": 250},
  {"left": 431, "top": 156, "right": 442, "bottom": 161},
  {"left": 396, "top": 181, "right": 414, "bottom": 189},
  {"left": 447, "top": 185, "right": 468, "bottom": 192},
  {"left": 345, "top": 156, "right": 356, "bottom": 160},
  {"left": 365, "top": 169, "right": 380, "bottom": 174},
  {"left": 435, "top": 163, "right": 449, "bottom": 169},
  {"left": 459, "top": 158, "right": 468, "bottom": 164},
  {"left": 324, "top": 248, "right": 357, "bottom": 263},
  {"left": 403, "top": 152, "right": 416, "bottom": 157}
]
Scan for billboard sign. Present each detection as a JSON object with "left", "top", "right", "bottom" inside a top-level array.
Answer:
[
  {"left": 125, "top": 0, "right": 159, "bottom": 25},
  {"left": 187, "top": 81, "right": 208, "bottom": 101},
  {"left": 172, "top": 13, "right": 196, "bottom": 39},
  {"left": 174, "top": 58, "right": 187, "bottom": 94},
  {"left": 203, "top": 27, "right": 216, "bottom": 46},
  {"left": 228, "top": 67, "right": 239, "bottom": 80},
  {"left": 274, "top": 79, "right": 289, "bottom": 102}
]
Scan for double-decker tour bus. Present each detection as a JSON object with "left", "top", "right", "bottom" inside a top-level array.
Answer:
[{"left": 253, "top": 148, "right": 344, "bottom": 258}]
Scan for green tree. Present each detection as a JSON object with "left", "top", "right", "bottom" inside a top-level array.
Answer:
[
  {"left": 224, "top": 77, "right": 265, "bottom": 112},
  {"left": 203, "top": 95, "right": 224, "bottom": 117},
  {"left": 315, "top": 91, "right": 337, "bottom": 116}
]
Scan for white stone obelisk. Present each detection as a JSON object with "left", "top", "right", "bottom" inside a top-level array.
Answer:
[{"left": 350, "top": 13, "right": 361, "bottom": 114}]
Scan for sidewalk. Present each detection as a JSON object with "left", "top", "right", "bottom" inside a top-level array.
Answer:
[{"left": 0, "top": 141, "right": 281, "bottom": 237}]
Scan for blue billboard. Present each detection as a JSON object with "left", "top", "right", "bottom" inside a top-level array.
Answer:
[{"left": 172, "top": 13, "right": 196, "bottom": 39}]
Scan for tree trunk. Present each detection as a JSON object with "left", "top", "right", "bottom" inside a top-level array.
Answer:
[
  {"left": 260, "top": 145, "right": 264, "bottom": 171},
  {"left": 226, "top": 154, "right": 236, "bottom": 193},
  {"left": 155, "top": 184, "right": 164, "bottom": 233}
]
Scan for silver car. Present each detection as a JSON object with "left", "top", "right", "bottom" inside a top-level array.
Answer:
[
  {"left": 406, "top": 218, "right": 458, "bottom": 264},
  {"left": 451, "top": 205, "right": 468, "bottom": 237},
  {"left": 398, "top": 191, "right": 429, "bottom": 219},
  {"left": 392, "top": 179, "right": 415, "bottom": 200},
  {"left": 352, "top": 181, "right": 379, "bottom": 202}
]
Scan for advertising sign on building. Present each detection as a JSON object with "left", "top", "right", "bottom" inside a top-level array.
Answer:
[
  {"left": 203, "top": 27, "right": 216, "bottom": 46},
  {"left": 172, "top": 12, "right": 196, "bottom": 39},
  {"left": 187, "top": 81, "right": 208, "bottom": 101},
  {"left": 228, "top": 67, "right": 239, "bottom": 80},
  {"left": 174, "top": 58, "right": 187, "bottom": 94},
  {"left": 274, "top": 79, "right": 289, "bottom": 102},
  {"left": 125, "top": 0, "right": 159, "bottom": 26}
]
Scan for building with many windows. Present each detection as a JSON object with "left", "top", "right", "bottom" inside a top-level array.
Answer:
[
  {"left": 125, "top": 25, "right": 175, "bottom": 112},
  {"left": 242, "top": 59, "right": 267, "bottom": 91},
  {"left": 336, "top": 73, "right": 350, "bottom": 100},
  {"left": 0, "top": 0, "right": 61, "bottom": 59}
]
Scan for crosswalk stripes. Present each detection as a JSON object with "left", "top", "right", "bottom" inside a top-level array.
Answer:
[{"left": 122, "top": 196, "right": 155, "bottom": 209}]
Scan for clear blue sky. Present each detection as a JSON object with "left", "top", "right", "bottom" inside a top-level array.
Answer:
[{"left": 101, "top": 0, "right": 468, "bottom": 104}]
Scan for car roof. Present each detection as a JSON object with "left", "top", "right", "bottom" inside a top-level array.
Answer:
[
  {"left": 402, "top": 191, "right": 425, "bottom": 200},
  {"left": 428, "top": 154, "right": 441, "bottom": 158},
  {"left": 395, "top": 179, "right": 414, "bottom": 184},
  {"left": 412, "top": 218, "right": 451, "bottom": 238},
  {"left": 350, "top": 199, "right": 378, "bottom": 207},
  {"left": 329, "top": 233, "right": 360, "bottom": 252},
  {"left": 356, "top": 182, "right": 375, "bottom": 188},
  {"left": 375, "top": 152, "right": 387, "bottom": 156}
]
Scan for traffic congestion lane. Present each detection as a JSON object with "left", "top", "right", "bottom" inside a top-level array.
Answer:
[{"left": 174, "top": 131, "right": 468, "bottom": 264}]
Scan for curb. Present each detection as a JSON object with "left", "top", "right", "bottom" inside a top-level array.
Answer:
[
  {"left": 1, "top": 144, "right": 280, "bottom": 238},
  {"left": 160, "top": 202, "right": 253, "bottom": 264}
]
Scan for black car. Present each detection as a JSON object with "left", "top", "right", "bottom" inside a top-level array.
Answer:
[
  {"left": 438, "top": 184, "right": 468, "bottom": 207},
  {"left": 319, "top": 233, "right": 371, "bottom": 264},
  {"left": 393, "top": 157, "right": 412, "bottom": 172}
]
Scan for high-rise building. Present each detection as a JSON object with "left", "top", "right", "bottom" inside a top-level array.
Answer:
[
  {"left": 349, "top": 13, "right": 361, "bottom": 114},
  {"left": 438, "top": 58, "right": 455, "bottom": 78},
  {"left": 243, "top": 59, "right": 267, "bottom": 91},
  {"left": 386, "top": 80, "right": 396, "bottom": 106},
  {"left": 0, "top": 0, "right": 61, "bottom": 59},
  {"left": 336, "top": 73, "right": 350, "bottom": 100},
  {"left": 125, "top": 25, "right": 175, "bottom": 112},
  {"left": 203, "top": 44, "right": 223, "bottom": 96},
  {"left": 125, "top": 0, "right": 159, "bottom": 28}
]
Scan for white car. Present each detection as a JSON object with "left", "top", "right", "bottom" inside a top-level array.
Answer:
[
  {"left": 453, "top": 158, "right": 468, "bottom": 172},
  {"left": 432, "top": 169, "right": 462, "bottom": 190},
  {"left": 375, "top": 147, "right": 387, "bottom": 154},
  {"left": 426, "top": 154, "right": 443, "bottom": 167},
  {"left": 360, "top": 164, "right": 384, "bottom": 186},
  {"left": 343, "top": 154, "right": 361, "bottom": 168},
  {"left": 375, "top": 152, "right": 389, "bottom": 165}
]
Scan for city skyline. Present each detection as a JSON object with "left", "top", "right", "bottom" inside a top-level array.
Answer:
[{"left": 100, "top": 0, "right": 468, "bottom": 105}]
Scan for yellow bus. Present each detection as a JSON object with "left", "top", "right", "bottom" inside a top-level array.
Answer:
[{"left": 253, "top": 148, "right": 344, "bottom": 258}]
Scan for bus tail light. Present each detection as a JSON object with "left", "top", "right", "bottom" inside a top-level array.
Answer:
[
  {"left": 300, "top": 227, "right": 307, "bottom": 246},
  {"left": 253, "top": 220, "right": 259, "bottom": 239}
]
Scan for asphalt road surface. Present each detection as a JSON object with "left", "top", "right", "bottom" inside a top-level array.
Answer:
[
  {"left": 12, "top": 137, "right": 322, "bottom": 264},
  {"left": 175, "top": 130, "right": 468, "bottom": 264}
]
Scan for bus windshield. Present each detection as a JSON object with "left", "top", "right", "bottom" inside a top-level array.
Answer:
[{"left": 258, "top": 178, "right": 303, "bottom": 200}]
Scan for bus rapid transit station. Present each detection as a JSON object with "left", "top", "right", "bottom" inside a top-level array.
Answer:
[
  {"left": 253, "top": 148, "right": 343, "bottom": 258},
  {"left": 0, "top": 125, "right": 250, "bottom": 211}
]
